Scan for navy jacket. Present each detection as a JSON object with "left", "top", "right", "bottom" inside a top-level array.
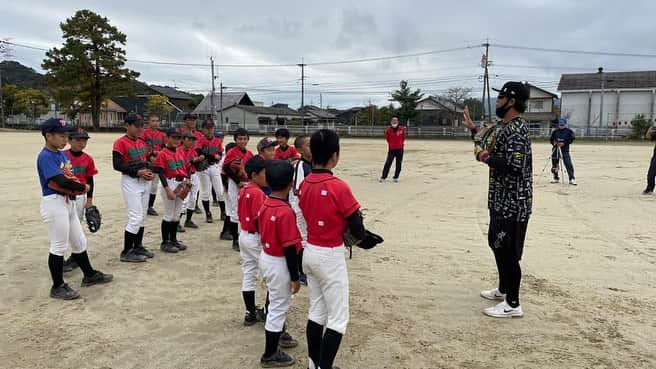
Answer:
[{"left": 550, "top": 128, "right": 575, "bottom": 151}]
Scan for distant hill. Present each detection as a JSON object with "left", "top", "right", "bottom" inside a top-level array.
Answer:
[{"left": 0, "top": 60, "right": 46, "bottom": 89}]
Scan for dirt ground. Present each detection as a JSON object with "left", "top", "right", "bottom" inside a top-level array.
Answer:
[{"left": 0, "top": 130, "right": 654, "bottom": 369}]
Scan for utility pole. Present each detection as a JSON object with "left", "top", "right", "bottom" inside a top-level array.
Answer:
[
  {"left": 0, "top": 40, "right": 10, "bottom": 128},
  {"left": 210, "top": 56, "right": 216, "bottom": 123},
  {"left": 598, "top": 67, "right": 605, "bottom": 132},
  {"left": 482, "top": 41, "right": 492, "bottom": 121},
  {"left": 298, "top": 59, "right": 305, "bottom": 125},
  {"left": 219, "top": 81, "right": 224, "bottom": 129}
]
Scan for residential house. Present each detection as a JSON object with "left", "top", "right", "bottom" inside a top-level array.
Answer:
[
  {"left": 524, "top": 84, "right": 559, "bottom": 127},
  {"left": 147, "top": 85, "right": 195, "bottom": 113},
  {"left": 558, "top": 70, "right": 656, "bottom": 133},
  {"left": 221, "top": 104, "right": 302, "bottom": 131},
  {"left": 415, "top": 96, "right": 464, "bottom": 126},
  {"left": 299, "top": 105, "right": 337, "bottom": 126},
  {"left": 192, "top": 92, "right": 254, "bottom": 125},
  {"left": 334, "top": 107, "right": 365, "bottom": 125},
  {"left": 74, "top": 99, "right": 128, "bottom": 128}
]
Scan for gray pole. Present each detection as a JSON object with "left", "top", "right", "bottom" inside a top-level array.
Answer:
[
  {"left": 298, "top": 60, "right": 305, "bottom": 125},
  {"left": 599, "top": 67, "right": 604, "bottom": 133},
  {"left": 484, "top": 42, "right": 492, "bottom": 121},
  {"left": 0, "top": 66, "right": 4, "bottom": 128},
  {"left": 220, "top": 81, "right": 224, "bottom": 129},
  {"left": 210, "top": 56, "right": 216, "bottom": 123}
]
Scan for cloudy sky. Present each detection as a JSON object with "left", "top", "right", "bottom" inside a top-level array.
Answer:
[{"left": 2, "top": 0, "right": 656, "bottom": 109}]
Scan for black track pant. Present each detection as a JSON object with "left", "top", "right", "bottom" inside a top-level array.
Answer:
[
  {"left": 646, "top": 154, "right": 656, "bottom": 192},
  {"left": 488, "top": 214, "right": 528, "bottom": 307},
  {"left": 381, "top": 149, "right": 404, "bottom": 179}
]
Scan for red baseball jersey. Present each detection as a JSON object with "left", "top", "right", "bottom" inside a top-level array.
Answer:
[
  {"left": 65, "top": 150, "right": 98, "bottom": 185},
  {"left": 153, "top": 147, "right": 188, "bottom": 179},
  {"left": 113, "top": 135, "right": 149, "bottom": 165},
  {"left": 197, "top": 135, "right": 224, "bottom": 163},
  {"left": 298, "top": 171, "right": 360, "bottom": 247},
  {"left": 237, "top": 182, "right": 267, "bottom": 233},
  {"left": 142, "top": 128, "right": 167, "bottom": 152},
  {"left": 274, "top": 145, "right": 300, "bottom": 161},
  {"left": 257, "top": 197, "right": 302, "bottom": 256},
  {"left": 177, "top": 145, "right": 198, "bottom": 175},
  {"left": 385, "top": 126, "right": 407, "bottom": 150},
  {"left": 224, "top": 146, "right": 254, "bottom": 182}
]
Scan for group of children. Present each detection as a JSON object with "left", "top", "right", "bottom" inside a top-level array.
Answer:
[{"left": 38, "top": 114, "right": 382, "bottom": 368}]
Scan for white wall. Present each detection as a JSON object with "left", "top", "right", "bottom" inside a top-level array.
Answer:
[
  {"left": 526, "top": 98, "right": 553, "bottom": 113},
  {"left": 561, "top": 90, "right": 655, "bottom": 129}
]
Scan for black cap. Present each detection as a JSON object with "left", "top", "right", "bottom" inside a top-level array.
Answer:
[
  {"left": 183, "top": 131, "right": 197, "bottom": 139},
  {"left": 125, "top": 113, "right": 144, "bottom": 125},
  {"left": 245, "top": 155, "right": 268, "bottom": 178},
  {"left": 265, "top": 160, "right": 294, "bottom": 191},
  {"left": 68, "top": 127, "right": 90, "bottom": 139},
  {"left": 257, "top": 137, "right": 277, "bottom": 152},
  {"left": 274, "top": 127, "right": 290, "bottom": 138},
  {"left": 166, "top": 127, "right": 183, "bottom": 137},
  {"left": 41, "top": 118, "right": 70, "bottom": 135},
  {"left": 492, "top": 82, "right": 529, "bottom": 102},
  {"left": 201, "top": 119, "right": 215, "bottom": 129},
  {"left": 183, "top": 113, "right": 197, "bottom": 120}
]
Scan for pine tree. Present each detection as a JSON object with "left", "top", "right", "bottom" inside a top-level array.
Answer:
[{"left": 391, "top": 80, "right": 423, "bottom": 125}]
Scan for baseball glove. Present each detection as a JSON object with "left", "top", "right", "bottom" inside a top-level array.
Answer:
[
  {"left": 343, "top": 229, "right": 384, "bottom": 249},
  {"left": 85, "top": 206, "right": 102, "bottom": 233},
  {"left": 473, "top": 122, "right": 499, "bottom": 159},
  {"left": 173, "top": 180, "right": 192, "bottom": 199},
  {"left": 192, "top": 159, "right": 210, "bottom": 172}
]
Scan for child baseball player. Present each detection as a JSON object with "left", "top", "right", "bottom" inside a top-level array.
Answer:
[
  {"left": 197, "top": 120, "right": 225, "bottom": 224},
  {"left": 223, "top": 128, "right": 253, "bottom": 251},
  {"left": 298, "top": 129, "right": 382, "bottom": 369},
  {"left": 143, "top": 113, "right": 167, "bottom": 216},
  {"left": 288, "top": 135, "right": 312, "bottom": 285},
  {"left": 220, "top": 142, "right": 237, "bottom": 240},
  {"left": 63, "top": 127, "right": 98, "bottom": 272},
  {"left": 257, "top": 137, "right": 277, "bottom": 161},
  {"left": 274, "top": 128, "right": 300, "bottom": 162},
  {"left": 237, "top": 156, "right": 268, "bottom": 325},
  {"left": 38, "top": 118, "right": 112, "bottom": 300},
  {"left": 178, "top": 132, "right": 203, "bottom": 230},
  {"left": 257, "top": 160, "right": 302, "bottom": 368},
  {"left": 153, "top": 128, "right": 190, "bottom": 253},
  {"left": 113, "top": 113, "right": 155, "bottom": 262}
]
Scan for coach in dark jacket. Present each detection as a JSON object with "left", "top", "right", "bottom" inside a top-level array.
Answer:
[
  {"left": 644, "top": 126, "right": 656, "bottom": 194},
  {"left": 550, "top": 118, "right": 576, "bottom": 185}
]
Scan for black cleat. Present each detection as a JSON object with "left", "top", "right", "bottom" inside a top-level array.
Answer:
[
  {"left": 212, "top": 200, "right": 220, "bottom": 207},
  {"left": 642, "top": 189, "right": 653, "bottom": 195},
  {"left": 220, "top": 212, "right": 226, "bottom": 221},
  {"left": 160, "top": 242, "right": 179, "bottom": 253},
  {"left": 279, "top": 331, "right": 298, "bottom": 348},
  {"left": 172, "top": 240, "right": 187, "bottom": 251},
  {"left": 50, "top": 283, "right": 80, "bottom": 300},
  {"left": 177, "top": 223, "right": 186, "bottom": 233},
  {"left": 63, "top": 257, "right": 78, "bottom": 273},
  {"left": 120, "top": 250, "right": 147, "bottom": 263},
  {"left": 255, "top": 307, "right": 267, "bottom": 322},
  {"left": 81, "top": 271, "right": 113, "bottom": 287},
  {"left": 184, "top": 220, "right": 199, "bottom": 229},
  {"left": 299, "top": 273, "right": 307, "bottom": 286},
  {"left": 147, "top": 207, "right": 159, "bottom": 216},
  {"left": 220, "top": 231, "right": 233, "bottom": 241},
  {"left": 194, "top": 206, "right": 202, "bottom": 214},
  {"left": 206, "top": 212, "right": 213, "bottom": 223},
  {"left": 260, "top": 350, "right": 295, "bottom": 368},
  {"left": 133, "top": 245, "right": 155, "bottom": 258},
  {"left": 232, "top": 240, "right": 240, "bottom": 251},
  {"left": 244, "top": 311, "right": 259, "bottom": 326}
]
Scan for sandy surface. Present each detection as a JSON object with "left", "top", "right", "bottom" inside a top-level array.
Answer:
[{"left": 0, "top": 130, "right": 655, "bottom": 369}]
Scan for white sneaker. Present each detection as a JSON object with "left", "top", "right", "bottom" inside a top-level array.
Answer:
[
  {"left": 569, "top": 179, "right": 577, "bottom": 186},
  {"left": 480, "top": 288, "right": 506, "bottom": 301},
  {"left": 483, "top": 300, "right": 524, "bottom": 318}
]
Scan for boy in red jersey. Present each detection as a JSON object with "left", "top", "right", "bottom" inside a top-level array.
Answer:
[
  {"left": 197, "top": 120, "right": 225, "bottom": 223},
  {"left": 143, "top": 113, "right": 167, "bottom": 216},
  {"left": 223, "top": 128, "right": 253, "bottom": 251},
  {"left": 153, "top": 128, "right": 190, "bottom": 253},
  {"left": 257, "top": 160, "right": 302, "bottom": 368},
  {"left": 177, "top": 132, "right": 203, "bottom": 230}
]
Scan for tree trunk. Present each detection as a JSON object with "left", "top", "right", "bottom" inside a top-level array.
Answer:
[{"left": 92, "top": 60, "right": 101, "bottom": 129}]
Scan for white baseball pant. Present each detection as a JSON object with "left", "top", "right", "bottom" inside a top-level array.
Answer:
[
  {"left": 303, "top": 243, "right": 349, "bottom": 334},
  {"left": 74, "top": 194, "right": 86, "bottom": 221},
  {"left": 150, "top": 176, "right": 159, "bottom": 195},
  {"left": 239, "top": 231, "right": 262, "bottom": 291},
  {"left": 40, "top": 194, "right": 87, "bottom": 256},
  {"left": 183, "top": 173, "right": 200, "bottom": 211},
  {"left": 161, "top": 178, "right": 185, "bottom": 222},
  {"left": 259, "top": 252, "right": 292, "bottom": 332},
  {"left": 226, "top": 179, "right": 239, "bottom": 221},
  {"left": 290, "top": 198, "right": 308, "bottom": 241},
  {"left": 198, "top": 163, "right": 225, "bottom": 201},
  {"left": 121, "top": 175, "right": 150, "bottom": 234}
]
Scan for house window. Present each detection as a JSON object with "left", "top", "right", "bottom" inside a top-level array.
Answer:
[{"left": 531, "top": 100, "right": 544, "bottom": 110}]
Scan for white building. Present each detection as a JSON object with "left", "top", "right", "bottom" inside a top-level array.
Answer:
[
  {"left": 558, "top": 70, "right": 656, "bottom": 134},
  {"left": 523, "top": 84, "right": 558, "bottom": 126},
  {"left": 222, "top": 104, "right": 303, "bottom": 131}
]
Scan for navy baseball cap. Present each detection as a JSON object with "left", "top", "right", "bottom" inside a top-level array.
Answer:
[
  {"left": 245, "top": 155, "right": 268, "bottom": 178},
  {"left": 493, "top": 81, "right": 529, "bottom": 102},
  {"left": 125, "top": 113, "right": 144, "bottom": 125},
  {"left": 183, "top": 131, "right": 197, "bottom": 139},
  {"left": 257, "top": 137, "right": 277, "bottom": 152},
  {"left": 183, "top": 113, "right": 197, "bottom": 120},
  {"left": 68, "top": 127, "right": 90, "bottom": 139},
  {"left": 166, "top": 127, "right": 183, "bottom": 137},
  {"left": 41, "top": 118, "right": 70, "bottom": 135}
]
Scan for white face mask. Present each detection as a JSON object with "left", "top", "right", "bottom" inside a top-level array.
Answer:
[{"left": 391, "top": 122, "right": 399, "bottom": 128}]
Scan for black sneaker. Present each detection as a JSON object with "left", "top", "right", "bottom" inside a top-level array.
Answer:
[
  {"left": 147, "top": 207, "right": 159, "bottom": 216},
  {"left": 220, "top": 231, "right": 233, "bottom": 241},
  {"left": 50, "top": 283, "right": 80, "bottom": 300},
  {"left": 256, "top": 307, "right": 267, "bottom": 322},
  {"left": 220, "top": 212, "right": 226, "bottom": 221},
  {"left": 177, "top": 223, "right": 186, "bottom": 233},
  {"left": 212, "top": 200, "right": 220, "bottom": 207},
  {"left": 63, "top": 257, "right": 78, "bottom": 273},
  {"left": 643, "top": 189, "right": 653, "bottom": 195},
  {"left": 172, "top": 240, "right": 187, "bottom": 251},
  {"left": 133, "top": 245, "right": 155, "bottom": 258},
  {"left": 244, "top": 311, "right": 259, "bottom": 326},
  {"left": 279, "top": 331, "right": 298, "bottom": 348},
  {"left": 160, "top": 242, "right": 179, "bottom": 253},
  {"left": 81, "top": 271, "right": 114, "bottom": 287},
  {"left": 260, "top": 350, "right": 295, "bottom": 368},
  {"left": 299, "top": 273, "right": 307, "bottom": 286},
  {"left": 194, "top": 206, "right": 202, "bottom": 214},
  {"left": 184, "top": 220, "right": 199, "bottom": 229},
  {"left": 232, "top": 239, "right": 240, "bottom": 251},
  {"left": 206, "top": 212, "right": 213, "bottom": 223},
  {"left": 120, "top": 250, "right": 147, "bottom": 263}
]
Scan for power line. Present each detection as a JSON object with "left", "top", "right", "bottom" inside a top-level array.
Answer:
[{"left": 491, "top": 43, "right": 656, "bottom": 58}]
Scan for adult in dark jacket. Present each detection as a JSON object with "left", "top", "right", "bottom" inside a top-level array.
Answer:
[
  {"left": 379, "top": 117, "right": 407, "bottom": 183},
  {"left": 550, "top": 118, "right": 576, "bottom": 185},
  {"left": 643, "top": 126, "right": 656, "bottom": 194}
]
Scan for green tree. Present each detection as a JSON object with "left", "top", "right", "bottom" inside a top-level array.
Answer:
[
  {"left": 391, "top": 80, "right": 423, "bottom": 125},
  {"left": 42, "top": 9, "right": 139, "bottom": 129},
  {"left": 188, "top": 94, "right": 204, "bottom": 110},
  {"left": 463, "top": 97, "right": 484, "bottom": 121},
  {"left": 1, "top": 83, "right": 19, "bottom": 116},
  {"left": 14, "top": 88, "right": 50, "bottom": 119},
  {"left": 145, "top": 95, "right": 174, "bottom": 116},
  {"left": 630, "top": 113, "right": 651, "bottom": 139}
]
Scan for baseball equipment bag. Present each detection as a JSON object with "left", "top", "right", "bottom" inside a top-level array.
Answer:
[
  {"left": 173, "top": 180, "right": 192, "bottom": 199},
  {"left": 85, "top": 206, "right": 102, "bottom": 233}
]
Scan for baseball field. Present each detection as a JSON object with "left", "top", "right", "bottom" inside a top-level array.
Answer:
[{"left": 1, "top": 130, "right": 655, "bottom": 369}]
